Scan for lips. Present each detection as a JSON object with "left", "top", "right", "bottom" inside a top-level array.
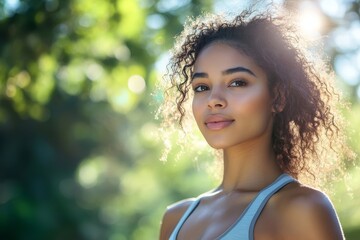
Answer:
[{"left": 205, "top": 115, "right": 234, "bottom": 130}]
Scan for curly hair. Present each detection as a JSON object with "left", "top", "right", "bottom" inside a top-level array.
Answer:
[{"left": 159, "top": 8, "right": 353, "bottom": 183}]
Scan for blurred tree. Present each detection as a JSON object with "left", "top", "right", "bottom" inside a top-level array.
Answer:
[
  {"left": 0, "top": 0, "right": 359, "bottom": 240},
  {"left": 0, "top": 0, "right": 213, "bottom": 239}
]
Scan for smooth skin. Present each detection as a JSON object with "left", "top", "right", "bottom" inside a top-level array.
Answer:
[{"left": 160, "top": 43, "right": 344, "bottom": 240}]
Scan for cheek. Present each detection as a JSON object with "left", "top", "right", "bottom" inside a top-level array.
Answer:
[
  {"left": 192, "top": 98, "right": 202, "bottom": 123},
  {"left": 236, "top": 87, "right": 272, "bottom": 117},
  {"left": 192, "top": 97, "right": 209, "bottom": 133}
]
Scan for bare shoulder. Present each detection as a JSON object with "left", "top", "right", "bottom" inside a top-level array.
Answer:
[
  {"left": 276, "top": 182, "right": 344, "bottom": 240},
  {"left": 159, "top": 198, "right": 195, "bottom": 240}
]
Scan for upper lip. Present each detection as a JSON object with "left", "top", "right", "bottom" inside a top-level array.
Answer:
[{"left": 205, "top": 114, "right": 234, "bottom": 124}]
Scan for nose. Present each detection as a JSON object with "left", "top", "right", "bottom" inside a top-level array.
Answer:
[{"left": 208, "top": 88, "right": 227, "bottom": 109}]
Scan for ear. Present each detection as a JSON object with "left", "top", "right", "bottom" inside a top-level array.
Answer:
[{"left": 272, "top": 86, "right": 286, "bottom": 113}]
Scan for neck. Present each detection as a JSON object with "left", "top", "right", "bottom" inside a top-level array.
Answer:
[{"left": 219, "top": 139, "right": 282, "bottom": 194}]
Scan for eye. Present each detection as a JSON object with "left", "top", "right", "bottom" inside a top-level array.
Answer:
[
  {"left": 193, "top": 85, "right": 209, "bottom": 92},
  {"left": 229, "top": 79, "right": 248, "bottom": 87}
]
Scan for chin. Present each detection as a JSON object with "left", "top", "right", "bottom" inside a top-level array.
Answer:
[{"left": 206, "top": 141, "right": 231, "bottom": 150}]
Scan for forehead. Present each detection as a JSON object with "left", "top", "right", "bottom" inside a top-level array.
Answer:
[{"left": 193, "top": 42, "right": 263, "bottom": 74}]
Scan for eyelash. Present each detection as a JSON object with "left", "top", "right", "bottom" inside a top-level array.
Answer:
[
  {"left": 229, "top": 79, "right": 248, "bottom": 87},
  {"left": 193, "top": 85, "right": 209, "bottom": 92},
  {"left": 192, "top": 79, "right": 248, "bottom": 93}
]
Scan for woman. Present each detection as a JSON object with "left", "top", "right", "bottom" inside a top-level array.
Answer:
[{"left": 159, "top": 8, "right": 350, "bottom": 240}]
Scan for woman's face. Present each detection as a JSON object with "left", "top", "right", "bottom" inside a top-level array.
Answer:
[{"left": 191, "top": 42, "right": 274, "bottom": 150}]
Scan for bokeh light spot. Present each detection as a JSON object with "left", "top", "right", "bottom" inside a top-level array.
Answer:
[
  {"left": 128, "top": 75, "right": 146, "bottom": 94},
  {"left": 77, "top": 157, "right": 104, "bottom": 188},
  {"left": 85, "top": 62, "right": 104, "bottom": 81},
  {"left": 114, "top": 45, "right": 131, "bottom": 61},
  {"left": 6, "top": 84, "right": 16, "bottom": 98},
  {"left": 334, "top": 55, "right": 360, "bottom": 86},
  {"left": 147, "top": 14, "right": 166, "bottom": 29}
]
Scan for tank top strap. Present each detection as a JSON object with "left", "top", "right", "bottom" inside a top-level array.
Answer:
[
  {"left": 219, "top": 174, "right": 296, "bottom": 240},
  {"left": 169, "top": 198, "right": 201, "bottom": 240}
]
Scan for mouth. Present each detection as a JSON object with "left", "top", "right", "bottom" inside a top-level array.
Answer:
[{"left": 205, "top": 115, "right": 234, "bottom": 130}]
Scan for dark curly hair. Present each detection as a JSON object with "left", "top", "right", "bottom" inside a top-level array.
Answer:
[{"left": 159, "top": 8, "right": 353, "bottom": 183}]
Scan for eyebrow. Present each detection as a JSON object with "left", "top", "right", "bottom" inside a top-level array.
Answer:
[
  {"left": 223, "top": 66, "right": 256, "bottom": 77},
  {"left": 192, "top": 66, "right": 256, "bottom": 80}
]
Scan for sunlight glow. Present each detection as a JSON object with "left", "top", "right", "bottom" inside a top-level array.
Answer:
[{"left": 297, "top": 1, "right": 324, "bottom": 39}]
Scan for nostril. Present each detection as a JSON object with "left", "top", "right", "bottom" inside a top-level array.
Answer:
[{"left": 215, "top": 103, "right": 223, "bottom": 107}]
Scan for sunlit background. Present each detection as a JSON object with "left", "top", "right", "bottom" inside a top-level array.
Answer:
[{"left": 0, "top": 0, "right": 359, "bottom": 239}]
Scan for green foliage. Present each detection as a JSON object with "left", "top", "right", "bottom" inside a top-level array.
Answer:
[
  {"left": 0, "top": 0, "right": 213, "bottom": 239},
  {"left": 0, "top": 0, "right": 359, "bottom": 239}
]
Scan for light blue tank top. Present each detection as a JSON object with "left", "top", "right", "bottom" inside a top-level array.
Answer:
[{"left": 169, "top": 174, "right": 296, "bottom": 240}]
